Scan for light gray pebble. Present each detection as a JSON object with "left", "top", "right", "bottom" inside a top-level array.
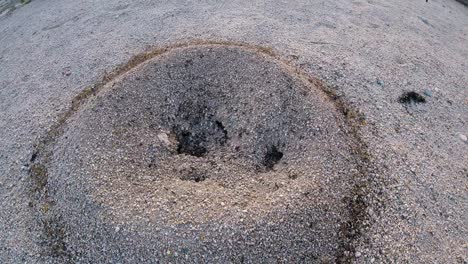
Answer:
[{"left": 458, "top": 133, "right": 467, "bottom": 142}]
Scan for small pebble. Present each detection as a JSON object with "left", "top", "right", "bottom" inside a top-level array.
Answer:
[
  {"left": 355, "top": 251, "right": 362, "bottom": 257},
  {"left": 376, "top": 79, "right": 384, "bottom": 86},
  {"left": 423, "top": 90, "right": 433, "bottom": 97},
  {"left": 62, "top": 67, "right": 72, "bottom": 76},
  {"left": 458, "top": 133, "right": 467, "bottom": 142},
  {"left": 157, "top": 133, "right": 171, "bottom": 146}
]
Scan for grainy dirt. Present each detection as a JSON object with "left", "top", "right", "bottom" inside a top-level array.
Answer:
[
  {"left": 0, "top": 0, "right": 467, "bottom": 263},
  {"left": 29, "top": 45, "right": 371, "bottom": 262}
]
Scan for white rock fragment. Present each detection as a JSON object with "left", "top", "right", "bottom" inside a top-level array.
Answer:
[
  {"left": 158, "top": 132, "right": 172, "bottom": 146},
  {"left": 458, "top": 133, "right": 467, "bottom": 142}
]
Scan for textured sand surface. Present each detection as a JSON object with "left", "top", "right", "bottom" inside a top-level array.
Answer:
[
  {"left": 29, "top": 44, "right": 369, "bottom": 262},
  {"left": 0, "top": 0, "right": 467, "bottom": 263}
]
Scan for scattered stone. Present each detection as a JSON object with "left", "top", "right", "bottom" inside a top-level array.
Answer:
[
  {"left": 62, "top": 66, "right": 72, "bottom": 77},
  {"left": 157, "top": 132, "right": 172, "bottom": 146},
  {"left": 458, "top": 133, "right": 467, "bottom": 142},
  {"left": 355, "top": 251, "right": 362, "bottom": 258},
  {"left": 423, "top": 90, "right": 433, "bottom": 97},
  {"left": 418, "top": 16, "right": 431, "bottom": 27},
  {"left": 376, "top": 79, "right": 384, "bottom": 87}
]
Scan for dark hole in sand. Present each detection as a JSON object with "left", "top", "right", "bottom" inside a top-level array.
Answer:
[
  {"left": 399, "top": 91, "right": 426, "bottom": 105},
  {"left": 173, "top": 101, "right": 228, "bottom": 157},
  {"left": 263, "top": 145, "right": 283, "bottom": 170},
  {"left": 175, "top": 129, "right": 208, "bottom": 157}
]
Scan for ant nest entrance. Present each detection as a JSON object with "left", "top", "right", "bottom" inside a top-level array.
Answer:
[{"left": 47, "top": 45, "right": 361, "bottom": 258}]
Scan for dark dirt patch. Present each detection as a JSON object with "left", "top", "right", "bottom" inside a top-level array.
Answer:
[
  {"left": 398, "top": 91, "right": 426, "bottom": 105},
  {"left": 41, "top": 216, "right": 71, "bottom": 259},
  {"left": 29, "top": 163, "right": 48, "bottom": 192}
]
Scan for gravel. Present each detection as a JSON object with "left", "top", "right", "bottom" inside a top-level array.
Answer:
[
  {"left": 29, "top": 45, "right": 368, "bottom": 262},
  {"left": 0, "top": 0, "right": 467, "bottom": 263}
]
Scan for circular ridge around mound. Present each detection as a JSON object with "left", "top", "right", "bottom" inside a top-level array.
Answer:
[{"left": 31, "top": 44, "right": 366, "bottom": 262}]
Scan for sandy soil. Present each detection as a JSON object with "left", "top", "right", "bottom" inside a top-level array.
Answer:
[{"left": 0, "top": 0, "right": 467, "bottom": 263}]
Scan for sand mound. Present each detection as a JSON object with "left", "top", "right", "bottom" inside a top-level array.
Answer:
[{"left": 31, "top": 45, "right": 367, "bottom": 262}]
